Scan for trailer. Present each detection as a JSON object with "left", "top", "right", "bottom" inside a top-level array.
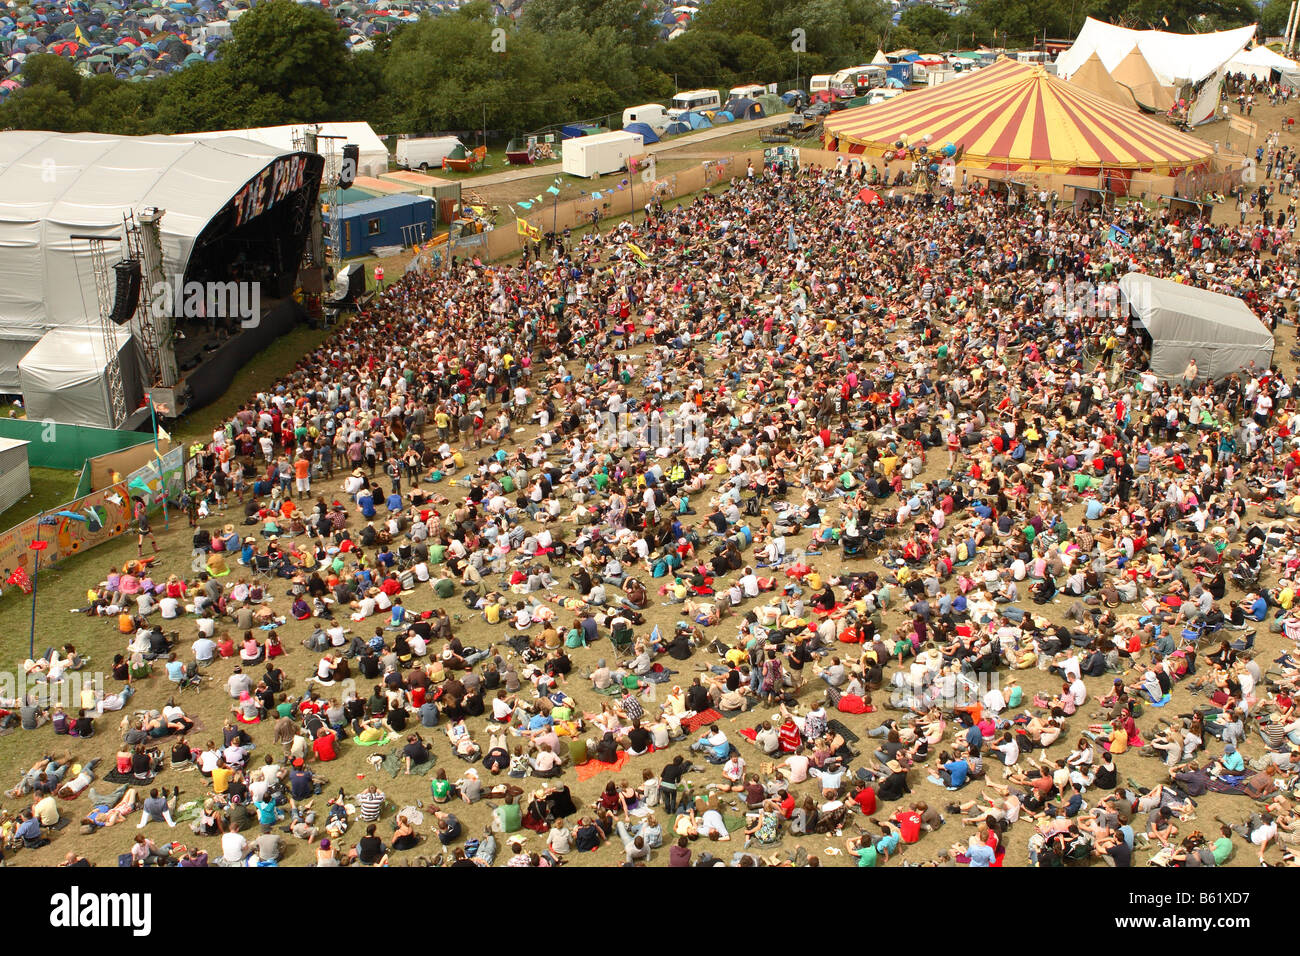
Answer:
[{"left": 561, "top": 130, "right": 645, "bottom": 179}]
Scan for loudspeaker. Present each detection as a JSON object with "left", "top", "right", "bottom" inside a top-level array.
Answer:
[
  {"left": 339, "top": 144, "right": 359, "bottom": 190},
  {"left": 110, "top": 258, "right": 142, "bottom": 325}
]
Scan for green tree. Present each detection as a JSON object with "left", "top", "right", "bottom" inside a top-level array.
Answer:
[
  {"left": 1261, "top": 0, "right": 1292, "bottom": 36},
  {"left": 897, "top": 6, "right": 958, "bottom": 49},
  {"left": 218, "top": 0, "right": 357, "bottom": 122}
]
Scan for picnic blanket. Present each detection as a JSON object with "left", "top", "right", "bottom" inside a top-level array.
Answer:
[
  {"left": 827, "top": 719, "right": 860, "bottom": 744},
  {"left": 173, "top": 800, "right": 203, "bottom": 823},
  {"left": 353, "top": 733, "right": 392, "bottom": 747},
  {"left": 381, "top": 752, "right": 435, "bottom": 778},
  {"left": 642, "top": 667, "right": 675, "bottom": 685},
  {"left": 104, "top": 768, "right": 152, "bottom": 785},
  {"left": 680, "top": 709, "right": 723, "bottom": 734},
  {"left": 575, "top": 751, "right": 630, "bottom": 782}
]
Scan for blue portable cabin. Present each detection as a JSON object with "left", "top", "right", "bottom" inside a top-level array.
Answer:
[
  {"left": 886, "top": 62, "right": 913, "bottom": 86},
  {"left": 326, "top": 194, "right": 434, "bottom": 259}
]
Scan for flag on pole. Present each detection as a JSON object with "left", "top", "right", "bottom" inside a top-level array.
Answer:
[{"left": 1106, "top": 224, "right": 1130, "bottom": 248}]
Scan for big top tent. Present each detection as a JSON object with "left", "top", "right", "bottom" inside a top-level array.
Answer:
[{"left": 823, "top": 57, "right": 1214, "bottom": 176}]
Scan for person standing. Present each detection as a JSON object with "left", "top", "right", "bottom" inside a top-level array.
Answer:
[{"left": 134, "top": 496, "right": 159, "bottom": 557}]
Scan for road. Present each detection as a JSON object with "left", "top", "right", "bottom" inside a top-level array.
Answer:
[{"left": 465, "top": 113, "right": 791, "bottom": 188}]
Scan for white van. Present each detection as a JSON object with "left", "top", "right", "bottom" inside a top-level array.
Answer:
[
  {"left": 622, "top": 103, "right": 669, "bottom": 134},
  {"left": 728, "top": 84, "right": 766, "bottom": 100},
  {"left": 667, "top": 88, "right": 721, "bottom": 119},
  {"left": 394, "top": 135, "right": 464, "bottom": 171}
]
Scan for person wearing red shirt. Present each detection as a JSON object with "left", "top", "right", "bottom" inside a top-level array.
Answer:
[
  {"left": 851, "top": 782, "right": 877, "bottom": 817},
  {"left": 894, "top": 806, "right": 922, "bottom": 844},
  {"left": 380, "top": 576, "right": 402, "bottom": 597},
  {"left": 312, "top": 728, "right": 338, "bottom": 762}
]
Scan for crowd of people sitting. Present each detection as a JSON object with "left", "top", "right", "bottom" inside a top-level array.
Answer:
[{"left": 7, "top": 145, "right": 1300, "bottom": 867}]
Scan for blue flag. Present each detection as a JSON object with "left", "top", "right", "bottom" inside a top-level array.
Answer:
[{"left": 1107, "top": 224, "right": 1130, "bottom": 247}]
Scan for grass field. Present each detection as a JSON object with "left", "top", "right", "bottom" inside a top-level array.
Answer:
[{"left": 0, "top": 103, "right": 1292, "bottom": 868}]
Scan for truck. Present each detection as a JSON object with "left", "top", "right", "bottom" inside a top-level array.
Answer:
[
  {"left": 561, "top": 130, "right": 645, "bottom": 178},
  {"left": 394, "top": 135, "right": 465, "bottom": 172}
]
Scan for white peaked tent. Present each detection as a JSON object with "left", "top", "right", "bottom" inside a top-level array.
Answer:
[
  {"left": 1056, "top": 18, "right": 1256, "bottom": 87},
  {"left": 871, "top": 49, "right": 889, "bottom": 65},
  {"left": 183, "top": 122, "right": 389, "bottom": 178},
  {"left": 1120, "top": 273, "right": 1273, "bottom": 382},
  {"left": 1111, "top": 46, "right": 1177, "bottom": 111},
  {"left": 1227, "top": 45, "right": 1299, "bottom": 81},
  {"left": 1067, "top": 51, "right": 1138, "bottom": 110}
]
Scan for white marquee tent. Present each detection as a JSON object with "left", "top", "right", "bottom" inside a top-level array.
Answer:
[
  {"left": 1227, "top": 45, "right": 1299, "bottom": 81},
  {"left": 0, "top": 131, "right": 304, "bottom": 391},
  {"left": 1056, "top": 18, "right": 1256, "bottom": 87},
  {"left": 181, "top": 121, "right": 389, "bottom": 178},
  {"left": 1120, "top": 273, "right": 1273, "bottom": 383}
]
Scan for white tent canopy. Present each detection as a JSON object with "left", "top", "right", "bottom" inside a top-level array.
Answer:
[
  {"left": 0, "top": 131, "right": 302, "bottom": 391},
  {"left": 18, "top": 326, "right": 144, "bottom": 428},
  {"left": 1227, "top": 45, "right": 1299, "bottom": 81},
  {"left": 1120, "top": 273, "right": 1273, "bottom": 382},
  {"left": 181, "top": 121, "right": 389, "bottom": 178},
  {"left": 1056, "top": 18, "right": 1256, "bottom": 87}
]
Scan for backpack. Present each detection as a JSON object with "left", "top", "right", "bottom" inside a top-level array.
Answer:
[{"left": 745, "top": 495, "right": 761, "bottom": 517}]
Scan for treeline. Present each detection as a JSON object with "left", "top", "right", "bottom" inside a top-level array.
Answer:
[{"left": 0, "top": 0, "right": 1278, "bottom": 138}]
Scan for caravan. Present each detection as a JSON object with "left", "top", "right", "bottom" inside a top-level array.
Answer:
[
  {"left": 728, "top": 84, "right": 767, "bottom": 100},
  {"left": 830, "top": 66, "right": 885, "bottom": 97},
  {"left": 622, "top": 104, "right": 669, "bottom": 134},
  {"left": 668, "top": 88, "right": 721, "bottom": 119}
]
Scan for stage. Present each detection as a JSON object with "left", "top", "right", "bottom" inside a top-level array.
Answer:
[{"left": 170, "top": 296, "right": 309, "bottom": 411}]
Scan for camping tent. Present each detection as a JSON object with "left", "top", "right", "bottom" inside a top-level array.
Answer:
[
  {"left": 623, "top": 122, "right": 661, "bottom": 144},
  {"left": 725, "top": 96, "right": 763, "bottom": 120},
  {"left": 824, "top": 57, "right": 1213, "bottom": 175},
  {"left": 1067, "top": 51, "right": 1137, "bottom": 111},
  {"left": 1110, "top": 46, "right": 1177, "bottom": 112},
  {"left": 871, "top": 49, "right": 889, "bottom": 65},
  {"left": 1120, "top": 273, "right": 1273, "bottom": 383},
  {"left": 1227, "top": 45, "right": 1298, "bottom": 81},
  {"left": 1055, "top": 18, "right": 1255, "bottom": 87}
]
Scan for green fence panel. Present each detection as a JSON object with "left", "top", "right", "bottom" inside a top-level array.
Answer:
[{"left": 0, "top": 419, "right": 153, "bottom": 470}]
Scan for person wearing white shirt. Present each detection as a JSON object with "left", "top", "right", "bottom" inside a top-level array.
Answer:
[
  {"left": 219, "top": 829, "right": 248, "bottom": 866},
  {"left": 1069, "top": 677, "right": 1088, "bottom": 707},
  {"left": 159, "top": 596, "right": 181, "bottom": 619}
]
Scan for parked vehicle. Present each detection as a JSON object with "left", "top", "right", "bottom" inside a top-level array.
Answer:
[
  {"left": 561, "top": 130, "right": 645, "bottom": 178},
  {"left": 622, "top": 104, "right": 670, "bottom": 135},
  {"left": 728, "top": 83, "right": 766, "bottom": 99},
  {"left": 395, "top": 135, "right": 465, "bottom": 172},
  {"left": 667, "top": 88, "right": 721, "bottom": 119}
]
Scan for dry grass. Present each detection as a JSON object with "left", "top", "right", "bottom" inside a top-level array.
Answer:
[{"left": 0, "top": 101, "right": 1295, "bottom": 868}]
